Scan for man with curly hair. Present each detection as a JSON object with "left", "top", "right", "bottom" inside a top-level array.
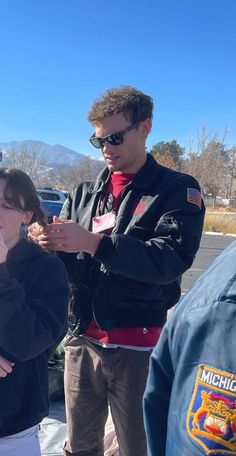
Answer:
[{"left": 29, "top": 86, "right": 205, "bottom": 456}]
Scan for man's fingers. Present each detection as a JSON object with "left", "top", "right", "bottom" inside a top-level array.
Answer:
[
  {"left": 0, "top": 356, "right": 14, "bottom": 369},
  {"left": 53, "top": 216, "right": 60, "bottom": 224},
  {"left": 38, "top": 240, "right": 65, "bottom": 251},
  {"left": 0, "top": 356, "right": 14, "bottom": 376},
  {"left": 38, "top": 232, "right": 65, "bottom": 243},
  {"left": 28, "top": 233, "right": 39, "bottom": 243},
  {"left": 0, "top": 367, "right": 8, "bottom": 378}
]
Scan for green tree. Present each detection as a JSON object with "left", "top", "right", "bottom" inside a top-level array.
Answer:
[
  {"left": 152, "top": 152, "right": 179, "bottom": 171},
  {"left": 150, "top": 140, "right": 185, "bottom": 170}
]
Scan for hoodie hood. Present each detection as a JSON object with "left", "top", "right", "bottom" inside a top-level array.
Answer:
[{"left": 7, "top": 238, "right": 50, "bottom": 264}]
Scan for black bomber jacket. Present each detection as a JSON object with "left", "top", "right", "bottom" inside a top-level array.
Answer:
[{"left": 59, "top": 154, "right": 205, "bottom": 335}]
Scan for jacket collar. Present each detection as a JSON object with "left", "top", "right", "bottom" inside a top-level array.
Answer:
[{"left": 88, "top": 154, "right": 162, "bottom": 194}]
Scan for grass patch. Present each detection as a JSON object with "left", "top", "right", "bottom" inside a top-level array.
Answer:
[
  {"left": 204, "top": 213, "right": 236, "bottom": 234},
  {"left": 207, "top": 206, "right": 236, "bottom": 213}
]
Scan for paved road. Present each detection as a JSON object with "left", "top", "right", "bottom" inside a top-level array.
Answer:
[{"left": 181, "top": 233, "right": 235, "bottom": 295}]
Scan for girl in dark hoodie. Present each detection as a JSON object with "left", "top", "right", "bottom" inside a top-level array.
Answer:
[{"left": 0, "top": 168, "right": 68, "bottom": 456}]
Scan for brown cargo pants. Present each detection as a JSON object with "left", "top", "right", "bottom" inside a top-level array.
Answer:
[{"left": 63, "top": 335, "right": 151, "bottom": 456}]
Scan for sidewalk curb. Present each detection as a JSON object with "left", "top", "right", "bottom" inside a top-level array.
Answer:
[{"left": 204, "top": 231, "right": 236, "bottom": 237}]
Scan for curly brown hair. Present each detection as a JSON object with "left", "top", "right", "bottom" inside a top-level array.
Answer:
[
  {"left": 88, "top": 86, "right": 153, "bottom": 124},
  {"left": 0, "top": 168, "right": 47, "bottom": 226}
]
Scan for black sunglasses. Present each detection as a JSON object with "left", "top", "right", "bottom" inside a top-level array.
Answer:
[{"left": 89, "top": 121, "right": 140, "bottom": 149}]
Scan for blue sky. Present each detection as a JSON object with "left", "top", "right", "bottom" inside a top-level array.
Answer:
[{"left": 0, "top": 0, "right": 235, "bottom": 159}]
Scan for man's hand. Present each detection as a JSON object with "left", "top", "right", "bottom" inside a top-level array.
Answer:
[
  {"left": 28, "top": 217, "right": 102, "bottom": 256},
  {"left": 0, "top": 356, "right": 14, "bottom": 378},
  {"left": 28, "top": 222, "right": 46, "bottom": 245}
]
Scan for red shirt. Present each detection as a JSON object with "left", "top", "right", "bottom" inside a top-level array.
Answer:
[{"left": 85, "top": 173, "right": 162, "bottom": 348}]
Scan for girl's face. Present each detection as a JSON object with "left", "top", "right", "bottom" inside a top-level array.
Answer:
[{"left": 0, "top": 178, "right": 32, "bottom": 248}]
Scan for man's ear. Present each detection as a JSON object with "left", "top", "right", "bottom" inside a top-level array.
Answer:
[
  {"left": 141, "top": 118, "right": 152, "bottom": 137},
  {"left": 22, "top": 211, "right": 33, "bottom": 225}
]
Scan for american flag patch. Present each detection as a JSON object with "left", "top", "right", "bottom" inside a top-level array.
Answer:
[{"left": 187, "top": 188, "right": 202, "bottom": 208}]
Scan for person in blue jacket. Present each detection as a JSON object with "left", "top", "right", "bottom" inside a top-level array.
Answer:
[
  {"left": 143, "top": 240, "right": 236, "bottom": 456},
  {"left": 0, "top": 168, "right": 69, "bottom": 456}
]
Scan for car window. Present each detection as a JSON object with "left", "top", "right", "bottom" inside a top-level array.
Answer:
[{"left": 37, "top": 191, "right": 61, "bottom": 201}]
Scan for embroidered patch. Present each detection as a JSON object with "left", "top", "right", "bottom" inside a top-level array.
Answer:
[
  {"left": 132, "top": 200, "right": 146, "bottom": 215},
  {"left": 187, "top": 365, "right": 236, "bottom": 454},
  {"left": 187, "top": 188, "right": 202, "bottom": 208}
]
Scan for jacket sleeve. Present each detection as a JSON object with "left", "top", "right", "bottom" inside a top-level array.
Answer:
[
  {"left": 94, "top": 177, "right": 205, "bottom": 285},
  {"left": 143, "top": 324, "right": 174, "bottom": 456},
  {"left": 0, "top": 256, "right": 69, "bottom": 362},
  {"left": 59, "top": 191, "right": 73, "bottom": 220}
]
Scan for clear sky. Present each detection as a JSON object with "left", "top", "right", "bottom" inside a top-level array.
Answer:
[{"left": 0, "top": 0, "right": 235, "bottom": 159}]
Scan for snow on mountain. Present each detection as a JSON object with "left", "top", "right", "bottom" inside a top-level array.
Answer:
[{"left": 0, "top": 140, "right": 87, "bottom": 167}]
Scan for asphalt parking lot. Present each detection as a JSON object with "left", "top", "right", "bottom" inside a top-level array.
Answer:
[{"left": 181, "top": 233, "right": 235, "bottom": 295}]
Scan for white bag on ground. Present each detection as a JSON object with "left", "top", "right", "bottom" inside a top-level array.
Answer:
[{"left": 104, "top": 408, "right": 119, "bottom": 456}]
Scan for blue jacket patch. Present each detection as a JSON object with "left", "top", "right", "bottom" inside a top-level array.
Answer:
[{"left": 187, "top": 365, "right": 236, "bottom": 454}]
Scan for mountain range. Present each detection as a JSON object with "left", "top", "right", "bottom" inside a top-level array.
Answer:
[{"left": 0, "top": 140, "right": 87, "bottom": 167}]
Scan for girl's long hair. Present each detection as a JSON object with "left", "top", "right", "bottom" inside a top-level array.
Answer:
[{"left": 0, "top": 168, "right": 46, "bottom": 225}]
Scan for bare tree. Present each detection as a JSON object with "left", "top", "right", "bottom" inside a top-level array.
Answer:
[
  {"left": 76, "top": 157, "right": 104, "bottom": 183},
  {"left": 184, "top": 126, "right": 232, "bottom": 202},
  {"left": 42, "top": 165, "right": 79, "bottom": 192},
  {"left": 4, "top": 141, "right": 45, "bottom": 183},
  {"left": 198, "top": 141, "right": 227, "bottom": 202},
  {"left": 226, "top": 147, "right": 236, "bottom": 198},
  {"left": 41, "top": 157, "right": 105, "bottom": 193},
  {"left": 188, "top": 124, "right": 229, "bottom": 156},
  {"left": 183, "top": 152, "right": 200, "bottom": 177}
]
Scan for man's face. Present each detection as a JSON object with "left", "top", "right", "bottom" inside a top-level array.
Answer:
[
  {"left": 94, "top": 113, "right": 151, "bottom": 174},
  {"left": 0, "top": 179, "right": 32, "bottom": 248}
]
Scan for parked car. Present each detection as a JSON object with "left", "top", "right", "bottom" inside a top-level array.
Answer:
[
  {"left": 36, "top": 188, "right": 67, "bottom": 222},
  {"left": 36, "top": 187, "right": 67, "bottom": 203}
]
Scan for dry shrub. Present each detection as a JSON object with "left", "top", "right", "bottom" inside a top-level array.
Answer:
[{"left": 204, "top": 213, "right": 236, "bottom": 234}]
